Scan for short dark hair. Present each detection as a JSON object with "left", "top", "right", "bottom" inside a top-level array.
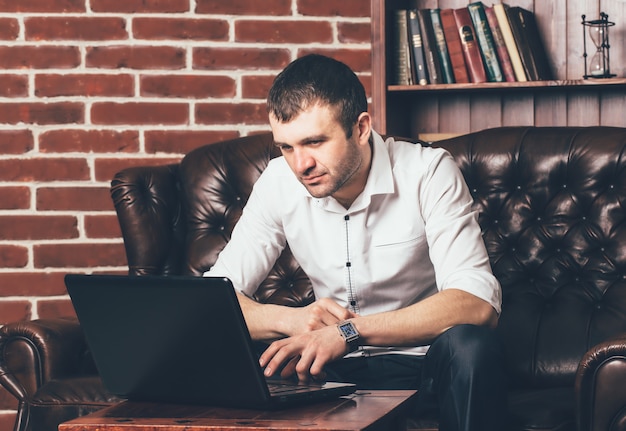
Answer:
[{"left": 267, "top": 54, "right": 368, "bottom": 137}]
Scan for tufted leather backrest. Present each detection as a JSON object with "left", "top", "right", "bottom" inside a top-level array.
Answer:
[
  {"left": 111, "top": 133, "right": 313, "bottom": 306},
  {"left": 435, "top": 126, "right": 626, "bottom": 389},
  {"left": 111, "top": 126, "right": 626, "bottom": 390}
]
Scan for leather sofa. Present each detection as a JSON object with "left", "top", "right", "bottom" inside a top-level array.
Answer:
[{"left": 2, "top": 126, "right": 626, "bottom": 431}]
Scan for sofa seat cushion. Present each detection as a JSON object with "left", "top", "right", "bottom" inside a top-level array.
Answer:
[
  {"left": 29, "top": 376, "right": 122, "bottom": 431},
  {"left": 508, "top": 387, "right": 574, "bottom": 431}
]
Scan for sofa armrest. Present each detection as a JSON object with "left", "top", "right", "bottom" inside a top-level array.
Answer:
[
  {"left": 0, "top": 318, "right": 96, "bottom": 402},
  {"left": 576, "top": 334, "right": 626, "bottom": 431}
]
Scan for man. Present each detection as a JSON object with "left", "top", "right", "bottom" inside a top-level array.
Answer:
[{"left": 206, "top": 54, "right": 506, "bottom": 430}]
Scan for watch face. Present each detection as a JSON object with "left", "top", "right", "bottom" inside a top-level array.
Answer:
[{"left": 339, "top": 321, "right": 358, "bottom": 338}]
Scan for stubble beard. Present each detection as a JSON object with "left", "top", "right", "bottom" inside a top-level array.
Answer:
[{"left": 304, "top": 141, "right": 363, "bottom": 200}]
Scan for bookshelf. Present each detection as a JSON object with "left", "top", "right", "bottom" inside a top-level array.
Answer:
[{"left": 371, "top": 0, "right": 626, "bottom": 140}]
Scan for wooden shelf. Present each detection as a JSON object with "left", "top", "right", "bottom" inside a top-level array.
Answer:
[{"left": 388, "top": 78, "right": 626, "bottom": 93}]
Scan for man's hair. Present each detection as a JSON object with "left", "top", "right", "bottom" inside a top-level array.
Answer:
[{"left": 267, "top": 54, "right": 368, "bottom": 137}]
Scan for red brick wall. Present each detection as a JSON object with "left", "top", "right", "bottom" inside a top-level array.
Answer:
[{"left": 0, "top": 0, "right": 371, "bottom": 427}]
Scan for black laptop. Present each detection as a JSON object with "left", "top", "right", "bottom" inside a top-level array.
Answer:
[{"left": 65, "top": 274, "right": 355, "bottom": 409}]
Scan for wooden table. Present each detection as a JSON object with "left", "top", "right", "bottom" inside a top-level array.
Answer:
[{"left": 59, "top": 390, "right": 416, "bottom": 431}]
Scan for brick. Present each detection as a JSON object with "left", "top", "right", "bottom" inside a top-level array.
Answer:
[
  {"left": 298, "top": 48, "right": 371, "bottom": 73},
  {"left": 0, "top": 102, "right": 84, "bottom": 125},
  {"left": 0, "top": 272, "right": 67, "bottom": 296},
  {"left": 86, "top": 46, "right": 185, "bottom": 70},
  {"left": 95, "top": 157, "right": 181, "bottom": 182},
  {"left": 34, "top": 243, "right": 127, "bottom": 268},
  {"left": 236, "top": 20, "right": 332, "bottom": 44},
  {"left": 0, "top": 158, "right": 89, "bottom": 181},
  {"left": 241, "top": 75, "right": 275, "bottom": 99},
  {"left": 37, "top": 187, "right": 113, "bottom": 211},
  {"left": 0, "top": 130, "right": 34, "bottom": 154},
  {"left": 39, "top": 129, "right": 139, "bottom": 153},
  {"left": 195, "top": 102, "right": 267, "bottom": 125},
  {"left": 25, "top": 17, "right": 128, "bottom": 41},
  {"left": 338, "top": 22, "right": 371, "bottom": 44},
  {"left": 194, "top": 47, "right": 290, "bottom": 71},
  {"left": 36, "top": 74, "right": 134, "bottom": 97},
  {"left": 140, "top": 75, "right": 236, "bottom": 99},
  {"left": 85, "top": 214, "right": 122, "bottom": 239},
  {"left": 196, "top": 0, "right": 290, "bottom": 15},
  {"left": 133, "top": 18, "right": 228, "bottom": 41},
  {"left": 145, "top": 130, "right": 239, "bottom": 154},
  {"left": 0, "top": 245, "right": 28, "bottom": 268},
  {"left": 91, "top": 102, "right": 188, "bottom": 125},
  {"left": 297, "top": 0, "right": 370, "bottom": 17},
  {"left": 0, "top": 74, "right": 27, "bottom": 97},
  {"left": 0, "top": 0, "right": 84, "bottom": 13},
  {"left": 0, "top": 186, "right": 30, "bottom": 209},
  {"left": 37, "top": 298, "right": 77, "bottom": 320},
  {"left": 91, "top": 0, "right": 189, "bottom": 13},
  {"left": 0, "top": 215, "right": 77, "bottom": 240},
  {"left": 0, "top": 18, "right": 19, "bottom": 40},
  {"left": 0, "top": 46, "right": 80, "bottom": 69},
  {"left": 0, "top": 301, "right": 31, "bottom": 324}
]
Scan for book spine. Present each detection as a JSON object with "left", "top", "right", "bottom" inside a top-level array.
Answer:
[
  {"left": 484, "top": 5, "right": 516, "bottom": 82},
  {"left": 391, "top": 9, "right": 412, "bottom": 85},
  {"left": 467, "top": 2, "right": 503, "bottom": 82},
  {"left": 406, "top": 9, "right": 429, "bottom": 85},
  {"left": 439, "top": 8, "right": 470, "bottom": 83},
  {"left": 505, "top": 6, "right": 538, "bottom": 80},
  {"left": 493, "top": 3, "right": 526, "bottom": 81},
  {"left": 430, "top": 8, "right": 455, "bottom": 84},
  {"left": 512, "top": 7, "right": 553, "bottom": 81},
  {"left": 452, "top": 7, "right": 487, "bottom": 83},
  {"left": 417, "top": 9, "right": 443, "bottom": 84}
]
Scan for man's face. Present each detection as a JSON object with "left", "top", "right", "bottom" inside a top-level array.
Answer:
[{"left": 269, "top": 103, "right": 370, "bottom": 205}]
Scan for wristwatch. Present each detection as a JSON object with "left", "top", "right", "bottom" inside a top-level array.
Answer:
[{"left": 337, "top": 320, "right": 360, "bottom": 353}]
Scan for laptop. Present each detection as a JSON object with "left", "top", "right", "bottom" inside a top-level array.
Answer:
[{"left": 65, "top": 274, "right": 356, "bottom": 409}]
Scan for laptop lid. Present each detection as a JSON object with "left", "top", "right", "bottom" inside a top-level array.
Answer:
[{"left": 65, "top": 274, "right": 355, "bottom": 409}]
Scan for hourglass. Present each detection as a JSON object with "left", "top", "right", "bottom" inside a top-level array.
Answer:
[{"left": 582, "top": 13, "right": 616, "bottom": 79}]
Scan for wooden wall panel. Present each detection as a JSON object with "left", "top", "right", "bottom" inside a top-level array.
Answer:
[
  {"left": 535, "top": 93, "right": 568, "bottom": 127},
  {"left": 502, "top": 96, "right": 534, "bottom": 126},
  {"left": 602, "top": 0, "right": 626, "bottom": 79},
  {"left": 470, "top": 95, "right": 502, "bottom": 132}
]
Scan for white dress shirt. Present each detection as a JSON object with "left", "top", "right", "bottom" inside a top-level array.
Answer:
[{"left": 205, "top": 131, "right": 501, "bottom": 355}]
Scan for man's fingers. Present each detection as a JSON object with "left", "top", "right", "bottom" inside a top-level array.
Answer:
[{"left": 260, "top": 340, "right": 301, "bottom": 378}]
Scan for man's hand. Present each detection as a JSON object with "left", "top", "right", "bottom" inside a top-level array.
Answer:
[
  {"left": 236, "top": 293, "right": 356, "bottom": 341},
  {"left": 259, "top": 324, "right": 348, "bottom": 382},
  {"left": 283, "top": 297, "right": 358, "bottom": 335}
]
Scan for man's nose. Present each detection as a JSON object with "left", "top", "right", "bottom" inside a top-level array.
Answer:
[{"left": 293, "top": 148, "right": 315, "bottom": 174}]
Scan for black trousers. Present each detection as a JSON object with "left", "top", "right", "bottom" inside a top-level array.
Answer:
[{"left": 323, "top": 324, "right": 508, "bottom": 431}]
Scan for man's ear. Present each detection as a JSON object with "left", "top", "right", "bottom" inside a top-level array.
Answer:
[{"left": 356, "top": 112, "right": 372, "bottom": 146}]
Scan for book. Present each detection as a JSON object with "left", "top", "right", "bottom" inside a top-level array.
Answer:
[
  {"left": 417, "top": 9, "right": 443, "bottom": 84},
  {"left": 391, "top": 9, "right": 412, "bottom": 85},
  {"left": 467, "top": 2, "right": 503, "bottom": 82},
  {"left": 484, "top": 5, "right": 516, "bottom": 82},
  {"left": 406, "top": 9, "right": 429, "bottom": 85},
  {"left": 452, "top": 7, "right": 487, "bottom": 83},
  {"left": 493, "top": 3, "right": 526, "bottom": 81},
  {"left": 439, "top": 8, "right": 470, "bottom": 83},
  {"left": 505, "top": 6, "right": 553, "bottom": 81},
  {"left": 429, "top": 8, "right": 455, "bottom": 84}
]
